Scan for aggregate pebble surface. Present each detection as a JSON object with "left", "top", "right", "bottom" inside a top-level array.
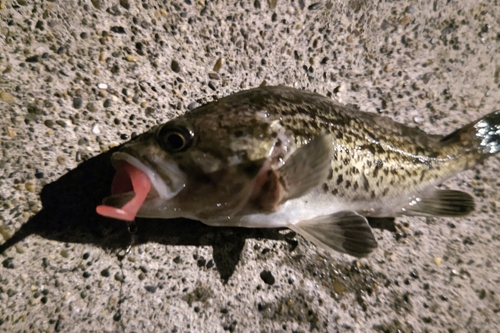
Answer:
[{"left": 1, "top": 0, "right": 500, "bottom": 332}]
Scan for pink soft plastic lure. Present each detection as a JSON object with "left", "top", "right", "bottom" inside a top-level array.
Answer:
[{"left": 96, "top": 163, "right": 151, "bottom": 221}]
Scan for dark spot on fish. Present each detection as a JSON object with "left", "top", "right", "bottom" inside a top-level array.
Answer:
[
  {"left": 271, "top": 132, "right": 278, "bottom": 138},
  {"left": 415, "top": 146, "right": 426, "bottom": 156},
  {"left": 420, "top": 170, "right": 426, "bottom": 182},
  {"left": 322, "top": 183, "right": 329, "bottom": 192},
  {"left": 345, "top": 180, "right": 351, "bottom": 189},
  {"left": 359, "top": 144, "right": 376, "bottom": 155},
  {"left": 351, "top": 166, "right": 359, "bottom": 174},
  {"left": 428, "top": 151, "right": 440, "bottom": 158},
  {"left": 366, "top": 132, "right": 380, "bottom": 143},
  {"left": 390, "top": 179, "right": 395, "bottom": 185},
  {"left": 343, "top": 158, "right": 350, "bottom": 165},
  {"left": 373, "top": 160, "right": 384, "bottom": 177},
  {"left": 362, "top": 174, "right": 370, "bottom": 191},
  {"left": 336, "top": 175, "right": 343, "bottom": 185},
  {"left": 383, "top": 169, "right": 389, "bottom": 176},
  {"left": 334, "top": 167, "right": 339, "bottom": 172},
  {"left": 275, "top": 139, "right": 282, "bottom": 147},
  {"left": 366, "top": 160, "right": 372, "bottom": 167},
  {"left": 331, "top": 189, "right": 338, "bottom": 195},
  {"left": 370, "top": 191, "right": 376, "bottom": 199},
  {"left": 327, "top": 168, "right": 333, "bottom": 180},
  {"left": 353, "top": 181, "right": 358, "bottom": 191},
  {"left": 382, "top": 188, "right": 389, "bottom": 196},
  {"left": 234, "top": 130, "right": 244, "bottom": 138}
]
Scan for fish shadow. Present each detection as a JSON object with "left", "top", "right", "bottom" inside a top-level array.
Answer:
[
  {"left": 0, "top": 148, "right": 284, "bottom": 282},
  {"left": 0, "top": 149, "right": 396, "bottom": 282}
]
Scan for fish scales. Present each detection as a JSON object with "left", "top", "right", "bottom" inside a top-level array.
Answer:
[
  {"left": 96, "top": 86, "right": 500, "bottom": 257},
  {"left": 189, "top": 87, "right": 467, "bottom": 211}
]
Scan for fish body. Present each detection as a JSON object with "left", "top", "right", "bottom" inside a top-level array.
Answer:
[{"left": 97, "top": 86, "right": 500, "bottom": 257}]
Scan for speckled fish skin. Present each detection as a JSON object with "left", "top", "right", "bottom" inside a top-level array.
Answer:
[{"left": 103, "top": 86, "right": 500, "bottom": 257}]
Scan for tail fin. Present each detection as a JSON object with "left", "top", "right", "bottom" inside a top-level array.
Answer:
[{"left": 440, "top": 110, "right": 500, "bottom": 160}]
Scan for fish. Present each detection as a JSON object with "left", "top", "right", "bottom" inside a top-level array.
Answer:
[{"left": 96, "top": 86, "right": 500, "bottom": 258}]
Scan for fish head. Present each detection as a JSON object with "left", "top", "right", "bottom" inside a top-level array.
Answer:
[{"left": 98, "top": 101, "right": 292, "bottom": 222}]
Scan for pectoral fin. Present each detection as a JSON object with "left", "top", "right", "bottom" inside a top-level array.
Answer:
[
  {"left": 402, "top": 190, "right": 475, "bottom": 217},
  {"left": 288, "top": 211, "right": 378, "bottom": 258},
  {"left": 279, "top": 134, "right": 333, "bottom": 200},
  {"left": 251, "top": 135, "right": 333, "bottom": 212}
]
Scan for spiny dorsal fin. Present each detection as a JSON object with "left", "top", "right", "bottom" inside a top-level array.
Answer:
[
  {"left": 288, "top": 211, "right": 378, "bottom": 258},
  {"left": 279, "top": 134, "right": 333, "bottom": 201},
  {"left": 402, "top": 189, "right": 475, "bottom": 217}
]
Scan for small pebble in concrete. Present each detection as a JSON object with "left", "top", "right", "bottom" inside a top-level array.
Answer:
[
  {"left": 260, "top": 270, "right": 275, "bottom": 285},
  {"left": 73, "top": 97, "right": 83, "bottom": 109},
  {"left": 0, "top": 91, "right": 15, "bottom": 103},
  {"left": 171, "top": 60, "right": 181, "bottom": 73},
  {"left": 2, "top": 257, "right": 15, "bottom": 269}
]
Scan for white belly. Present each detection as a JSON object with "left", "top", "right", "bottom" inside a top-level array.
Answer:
[{"left": 202, "top": 190, "right": 367, "bottom": 228}]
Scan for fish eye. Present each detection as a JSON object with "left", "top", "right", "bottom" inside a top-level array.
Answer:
[{"left": 156, "top": 123, "right": 193, "bottom": 153}]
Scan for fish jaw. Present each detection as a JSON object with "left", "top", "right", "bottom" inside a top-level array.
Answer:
[
  {"left": 111, "top": 152, "right": 186, "bottom": 201},
  {"left": 96, "top": 152, "right": 187, "bottom": 221},
  {"left": 96, "top": 162, "right": 151, "bottom": 221}
]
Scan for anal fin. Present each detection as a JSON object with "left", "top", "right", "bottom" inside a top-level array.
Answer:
[
  {"left": 402, "top": 189, "right": 475, "bottom": 217},
  {"left": 288, "top": 211, "right": 378, "bottom": 258}
]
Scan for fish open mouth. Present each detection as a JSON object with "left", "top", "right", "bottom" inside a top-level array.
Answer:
[{"left": 96, "top": 162, "right": 152, "bottom": 221}]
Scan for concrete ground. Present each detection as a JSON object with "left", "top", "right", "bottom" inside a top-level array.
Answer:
[{"left": 1, "top": 0, "right": 499, "bottom": 332}]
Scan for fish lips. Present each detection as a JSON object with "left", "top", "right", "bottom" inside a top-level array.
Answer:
[
  {"left": 97, "top": 161, "right": 151, "bottom": 221},
  {"left": 97, "top": 152, "right": 186, "bottom": 220}
]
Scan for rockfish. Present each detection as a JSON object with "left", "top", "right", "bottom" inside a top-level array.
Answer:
[{"left": 96, "top": 86, "right": 500, "bottom": 257}]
